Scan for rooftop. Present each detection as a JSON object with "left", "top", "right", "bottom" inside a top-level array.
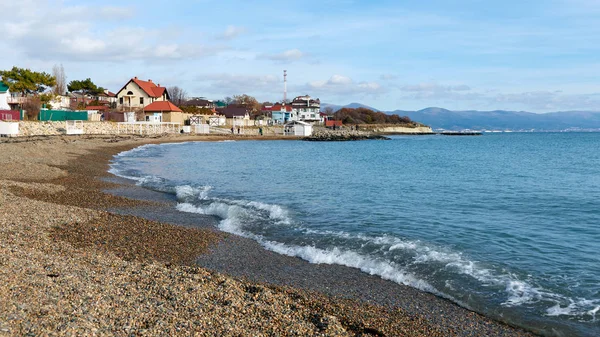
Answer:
[{"left": 143, "top": 100, "right": 182, "bottom": 112}]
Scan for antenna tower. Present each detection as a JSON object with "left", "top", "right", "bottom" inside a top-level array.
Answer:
[{"left": 283, "top": 70, "right": 287, "bottom": 104}]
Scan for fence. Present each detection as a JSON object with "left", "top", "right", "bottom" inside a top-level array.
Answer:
[
  {"left": 88, "top": 113, "right": 102, "bottom": 122},
  {"left": 39, "top": 110, "right": 88, "bottom": 121},
  {"left": 0, "top": 110, "right": 20, "bottom": 121},
  {"left": 195, "top": 124, "right": 210, "bottom": 134},
  {"left": 117, "top": 122, "right": 181, "bottom": 135}
]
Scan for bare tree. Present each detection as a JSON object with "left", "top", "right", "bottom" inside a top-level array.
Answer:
[
  {"left": 22, "top": 96, "right": 42, "bottom": 120},
  {"left": 167, "top": 86, "right": 188, "bottom": 106},
  {"left": 52, "top": 64, "right": 67, "bottom": 95}
]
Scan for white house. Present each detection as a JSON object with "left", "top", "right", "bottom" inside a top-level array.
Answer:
[
  {"left": 0, "top": 82, "right": 10, "bottom": 110},
  {"left": 284, "top": 121, "right": 313, "bottom": 136},
  {"left": 291, "top": 95, "right": 322, "bottom": 123},
  {"left": 115, "top": 77, "right": 170, "bottom": 110},
  {"left": 50, "top": 95, "right": 71, "bottom": 110}
]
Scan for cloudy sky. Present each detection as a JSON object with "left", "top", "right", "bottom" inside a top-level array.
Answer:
[{"left": 1, "top": 0, "right": 599, "bottom": 112}]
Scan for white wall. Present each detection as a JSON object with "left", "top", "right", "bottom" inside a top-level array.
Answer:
[{"left": 0, "top": 91, "right": 10, "bottom": 110}]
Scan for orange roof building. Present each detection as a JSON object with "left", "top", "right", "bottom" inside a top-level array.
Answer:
[
  {"left": 115, "top": 76, "right": 170, "bottom": 111},
  {"left": 143, "top": 101, "right": 182, "bottom": 112}
]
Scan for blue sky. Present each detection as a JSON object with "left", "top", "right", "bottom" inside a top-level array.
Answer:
[{"left": 1, "top": 0, "right": 599, "bottom": 112}]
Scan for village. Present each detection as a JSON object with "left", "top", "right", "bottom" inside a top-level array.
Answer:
[{"left": 0, "top": 67, "right": 350, "bottom": 138}]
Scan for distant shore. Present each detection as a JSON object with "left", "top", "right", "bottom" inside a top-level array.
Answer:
[{"left": 0, "top": 133, "right": 537, "bottom": 336}]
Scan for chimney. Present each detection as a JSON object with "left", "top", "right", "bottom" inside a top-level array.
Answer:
[
  {"left": 134, "top": 76, "right": 137, "bottom": 80},
  {"left": 148, "top": 79, "right": 152, "bottom": 83},
  {"left": 157, "top": 83, "right": 160, "bottom": 87}
]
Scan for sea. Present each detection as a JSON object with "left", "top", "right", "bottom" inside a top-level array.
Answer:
[{"left": 109, "top": 133, "right": 600, "bottom": 337}]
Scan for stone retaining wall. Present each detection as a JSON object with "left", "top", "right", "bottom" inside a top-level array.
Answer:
[{"left": 14, "top": 121, "right": 285, "bottom": 137}]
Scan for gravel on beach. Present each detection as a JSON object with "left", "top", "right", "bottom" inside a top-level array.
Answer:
[{"left": 0, "top": 134, "right": 538, "bottom": 336}]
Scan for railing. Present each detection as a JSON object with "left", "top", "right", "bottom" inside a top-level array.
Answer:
[
  {"left": 117, "top": 122, "right": 181, "bottom": 135},
  {"left": 7, "top": 97, "right": 26, "bottom": 104}
]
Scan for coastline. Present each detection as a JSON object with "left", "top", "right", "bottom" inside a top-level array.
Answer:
[{"left": 0, "top": 134, "right": 538, "bottom": 336}]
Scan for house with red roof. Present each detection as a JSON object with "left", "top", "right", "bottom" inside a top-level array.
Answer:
[
  {"left": 116, "top": 77, "right": 171, "bottom": 111},
  {"left": 115, "top": 77, "right": 187, "bottom": 122},
  {"left": 264, "top": 104, "right": 294, "bottom": 124},
  {"left": 143, "top": 100, "right": 186, "bottom": 124}
]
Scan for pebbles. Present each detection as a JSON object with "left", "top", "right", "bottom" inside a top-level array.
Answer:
[{"left": 0, "top": 136, "right": 538, "bottom": 336}]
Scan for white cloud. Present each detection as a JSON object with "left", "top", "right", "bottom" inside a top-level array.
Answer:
[
  {"left": 396, "top": 81, "right": 600, "bottom": 111},
  {"left": 221, "top": 25, "right": 247, "bottom": 40},
  {"left": 0, "top": 1, "right": 223, "bottom": 63},
  {"left": 306, "top": 75, "right": 384, "bottom": 97},
  {"left": 200, "top": 73, "right": 281, "bottom": 96},
  {"left": 259, "top": 49, "right": 306, "bottom": 62},
  {"left": 398, "top": 82, "right": 478, "bottom": 101},
  {"left": 492, "top": 91, "right": 600, "bottom": 111},
  {"left": 380, "top": 74, "right": 398, "bottom": 80}
]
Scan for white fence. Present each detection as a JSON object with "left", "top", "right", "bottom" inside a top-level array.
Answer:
[
  {"left": 66, "top": 120, "right": 84, "bottom": 135},
  {"left": 117, "top": 122, "right": 181, "bottom": 135},
  {"left": 195, "top": 124, "right": 210, "bottom": 134}
]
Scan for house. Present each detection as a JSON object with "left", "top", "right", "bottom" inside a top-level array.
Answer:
[
  {"left": 0, "top": 82, "right": 10, "bottom": 110},
  {"left": 97, "top": 90, "right": 117, "bottom": 104},
  {"left": 217, "top": 106, "right": 252, "bottom": 126},
  {"left": 116, "top": 77, "right": 169, "bottom": 111},
  {"left": 50, "top": 95, "right": 71, "bottom": 110},
  {"left": 264, "top": 104, "right": 295, "bottom": 124},
  {"left": 184, "top": 98, "right": 215, "bottom": 110},
  {"left": 291, "top": 95, "right": 322, "bottom": 123},
  {"left": 143, "top": 101, "right": 185, "bottom": 124},
  {"left": 69, "top": 89, "right": 116, "bottom": 109},
  {"left": 284, "top": 121, "right": 313, "bottom": 136}
]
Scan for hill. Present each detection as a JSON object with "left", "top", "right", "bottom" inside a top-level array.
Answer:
[
  {"left": 321, "top": 102, "right": 380, "bottom": 112},
  {"left": 390, "top": 107, "right": 600, "bottom": 131},
  {"left": 320, "top": 103, "right": 600, "bottom": 131}
]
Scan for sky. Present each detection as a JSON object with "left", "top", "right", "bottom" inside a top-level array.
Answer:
[{"left": 1, "top": 0, "right": 600, "bottom": 112}]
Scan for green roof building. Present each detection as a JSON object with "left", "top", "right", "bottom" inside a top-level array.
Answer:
[{"left": 0, "top": 81, "right": 9, "bottom": 93}]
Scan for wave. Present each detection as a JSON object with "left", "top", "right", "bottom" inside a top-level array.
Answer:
[{"left": 109, "top": 145, "right": 600, "bottom": 323}]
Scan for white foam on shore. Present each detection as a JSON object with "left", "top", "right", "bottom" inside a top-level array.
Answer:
[
  {"left": 546, "top": 299, "right": 600, "bottom": 320},
  {"left": 261, "top": 240, "right": 440, "bottom": 295},
  {"left": 175, "top": 185, "right": 212, "bottom": 201}
]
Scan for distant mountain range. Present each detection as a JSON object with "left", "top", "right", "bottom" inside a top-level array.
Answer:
[{"left": 322, "top": 104, "right": 600, "bottom": 131}]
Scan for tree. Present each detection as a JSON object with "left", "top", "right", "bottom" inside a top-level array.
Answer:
[
  {"left": 67, "top": 78, "right": 103, "bottom": 106},
  {"left": 232, "top": 94, "right": 261, "bottom": 116},
  {"left": 0, "top": 66, "right": 56, "bottom": 96},
  {"left": 52, "top": 64, "right": 67, "bottom": 95},
  {"left": 22, "top": 96, "right": 41, "bottom": 120},
  {"left": 167, "top": 86, "right": 187, "bottom": 106},
  {"left": 223, "top": 96, "right": 234, "bottom": 105}
]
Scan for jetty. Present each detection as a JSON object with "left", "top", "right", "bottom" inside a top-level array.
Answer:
[{"left": 437, "top": 131, "right": 482, "bottom": 136}]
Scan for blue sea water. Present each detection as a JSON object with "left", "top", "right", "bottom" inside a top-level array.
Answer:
[{"left": 109, "top": 133, "right": 600, "bottom": 336}]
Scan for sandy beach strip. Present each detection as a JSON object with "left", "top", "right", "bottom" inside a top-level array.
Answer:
[{"left": 0, "top": 134, "right": 539, "bottom": 336}]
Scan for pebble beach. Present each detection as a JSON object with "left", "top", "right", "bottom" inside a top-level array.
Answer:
[{"left": 0, "top": 134, "right": 540, "bottom": 336}]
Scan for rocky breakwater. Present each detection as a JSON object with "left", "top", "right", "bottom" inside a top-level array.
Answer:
[
  {"left": 361, "top": 123, "right": 434, "bottom": 135},
  {"left": 303, "top": 127, "right": 390, "bottom": 141}
]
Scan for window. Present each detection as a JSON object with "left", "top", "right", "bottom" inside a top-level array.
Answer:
[
  {"left": 119, "top": 97, "right": 123, "bottom": 104},
  {"left": 140, "top": 97, "right": 144, "bottom": 105}
]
